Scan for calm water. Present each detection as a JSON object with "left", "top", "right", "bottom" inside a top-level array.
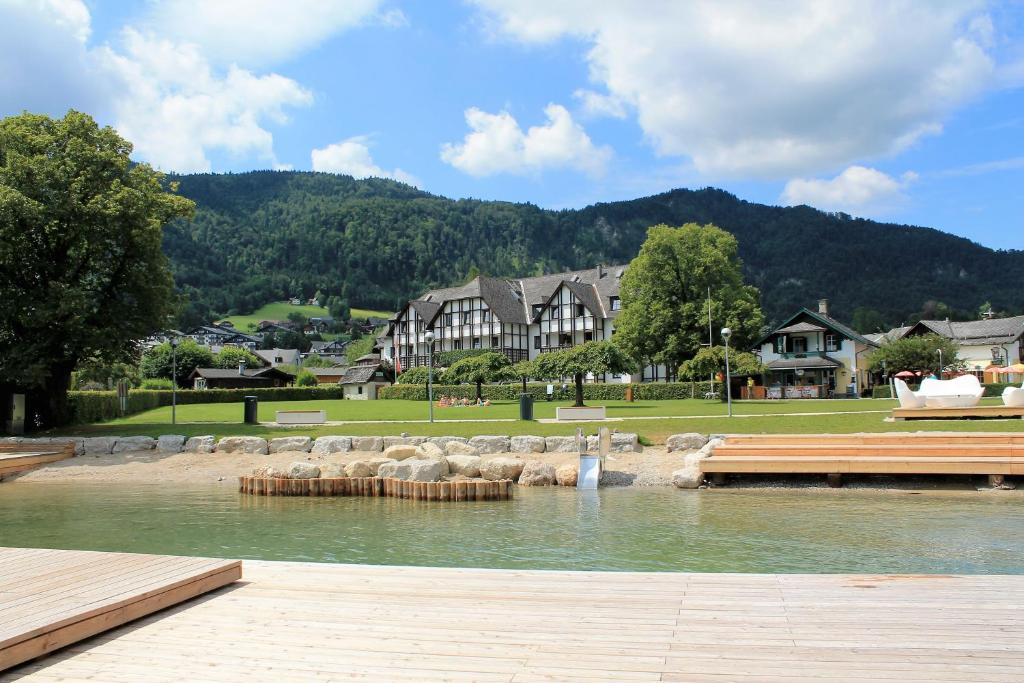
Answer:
[{"left": 1, "top": 482, "right": 1022, "bottom": 573}]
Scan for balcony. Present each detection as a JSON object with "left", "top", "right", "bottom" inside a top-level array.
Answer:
[
  {"left": 777, "top": 351, "right": 829, "bottom": 359},
  {"left": 538, "top": 345, "right": 573, "bottom": 354}
]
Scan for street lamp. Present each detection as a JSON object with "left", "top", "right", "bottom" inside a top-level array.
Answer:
[
  {"left": 936, "top": 348, "right": 943, "bottom": 378},
  {"left": 424, "top": 331, "right": 436, "bottom": 423},
  {"left": 170, "top": 336, "right": 179, "bottom": 425},
  {"left": 721, "top": 327, "right": 733, "bottom": 418}
]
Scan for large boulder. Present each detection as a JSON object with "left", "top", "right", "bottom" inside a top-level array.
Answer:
[
  {"left": 479, "top": 457, "right": 525, "bottom": 481},
  {"left": 544, "top": 436, "right": 578, "bottom": 453},
  {"left": 111, "top": 436, "right": 156, "bottom": 453},
  {"left": 157, "top": 435, "right": 185, "bottom": 453},
  {"left": 364, "top": 457, "right": 395, "bottom": 475},
  {"left": 444, "top": 440, "right": 480, "bottom": 457},
  {"left": 288, "top": 461, "right": 320, "bottom": 479},
  {"left": 671, "top": 457, "right": 704, "bottom": 489},
  {"left": 469, "top": 435, "right": 510, "bottom": 454},
  {"left": 216, "top": 436, "right": 269, "bottom": 455},
  {"left": 344, "top": 461, "right": 373, "bottom": 477},
  {"left": 518, "top": 461, "right": 556, "bottom": 486},
  {"left": 351, "top": 436, "right": 384, "bottom": 452},
  {"left": 383, "top": 435, "right": 426, "bottom": 448},
  {"left": 666, "top": 433, "right": 709, "bottom": 452},
  {"left": 411, "top": 453, "right": 450, "bottom": 476},
  {"left": 555, "top": 463, "right": 578, "bottom": 487},
  {"left": 378, "top": 459, "right": 443, "bottom": 482},
  {"left": 320, "top": 463, "right": 345, "bottom": 478},
  {"left": 82, "top": 437, "right": 117, "bottom": 455},
  {"left": 611, "top": 432, "right": 641, "bottom": 453},
  {"left": 383, "top": 444, "right": 418, "bottom": 461},
  {"left": 427, "top": 436, "right": 468, "bottom": 448},
  {"left": 416, "top": 441, "right": 446, "bottom": 459},
  {"left": 510, "top": 435, "right": 546, "bottom": 453},
  {"left": 183, "top": 435, "right": 215, "bottom": 454},
  {"left": 445, "top": 453, "right": 481, "bottom": 477},
  {"left": 311, "top": 436, "right": 351, "bottom": 454},
  {"left": 270, "top": 436, "right": 313, "bottom": 454}
]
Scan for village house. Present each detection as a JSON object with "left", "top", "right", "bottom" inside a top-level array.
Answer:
[
  {"left": 187, "top": 365, "right": 294, "bottom": 390},
  {"left": 186, "top": 324, "right": 260, "bottom": 350},
  {"left": 306, "top": 339, "right": 350, "bottom": 365},
  {"left": 254, "top": 348, "right": 302, "bottom": 368},
  {"left": 755, "top": 300, "right": 878, "bottom": 398},
  {"left": 378, "top": 265, "right": 668, "bottom": 382},
  {"left": 339, "top": 355, "right": 391, "bottom": 399}
]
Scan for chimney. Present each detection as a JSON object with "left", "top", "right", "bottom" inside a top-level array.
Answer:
[
  {"left": 597, "top": 264, "right": 604, "bottom": 278},
  {"left": 818, "top": 299, "right": 830, "bottom": 316},
  {"left": 238, "top": 361, "right": 246, "bottom": 376}
]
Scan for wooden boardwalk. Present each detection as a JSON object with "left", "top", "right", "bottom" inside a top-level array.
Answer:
[
  {"left": 6, "top": 560, "right": 1024, "bottom": 682},
  {"left": 893, "top": 405, "right": 1024, "bottom": 420},
  {"left": 0, "top": 444, "right": 75, "bottom": 480},
  {"left": 0, "top": 548, "right": 241, "bottom": 673}
]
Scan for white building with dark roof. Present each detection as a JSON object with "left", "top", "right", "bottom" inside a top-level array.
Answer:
[
  {"left": 884, "top": 315, "right": 1024, "bottom": 380},
  {"left": 379, "top": 264, "right": 665, "bottom": 382}
]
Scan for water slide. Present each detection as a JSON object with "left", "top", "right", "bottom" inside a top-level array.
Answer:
[{"left": 577, "top": 455, "right": 601, "bottom": 490}]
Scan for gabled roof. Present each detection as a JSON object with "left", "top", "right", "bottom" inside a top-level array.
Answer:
[
  {"left": 254, "top": 348, "right": 301, "bottom": 365},
  {"left": 340, "top": 364, "right": 386, "bottom": 384},
  {"left": 188, "top": 367, "right": 295, "bottom": 381},
  {"left": 757, "top": 308, "right": 877, "bottom": 348},
  {"left": 905, "top": 315, "right": 1024, "bottom": 346},
  {"left": 775, "top": 321, "right": 826, "bottom": 334}
]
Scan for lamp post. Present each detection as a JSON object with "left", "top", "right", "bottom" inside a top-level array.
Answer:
[
  {"left": 721, "top": 327, "right": 733, "bottom": 418},
  {"left": 424, "top": 331, "right": 436, "bottom": 423},
  {"left": 170, "top": 336, "right": 179, "bottom": 425},
  {"left": 937, "top": 348, "right": 943, "bottom": 378}
]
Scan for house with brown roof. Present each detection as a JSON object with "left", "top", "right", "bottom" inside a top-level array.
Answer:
[
  {"left": 755, "top": 299, "right": 878, "bottom": 398},
  {"left": 339, "top": 362, "right": 391, "bottom": 399},
  {"left": 187, "top": 366, "right": 295, "bottom": 390},
  {"left": 379, "top": 264, "right": 665, "bottom": 382}
]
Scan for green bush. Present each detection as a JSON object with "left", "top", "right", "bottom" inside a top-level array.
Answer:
[
  {"left": 67, "top": 386, "right": 347, "bottom": 424},
  {"left": 983, "top": 382, "right": 1019, "bottom": 397},
  {"left": 140, "top": 378, "right": 174, "bottom": 390},
  {"left": 295, "top": 369, "right": 318, "bottom": 387},
  {"left": 395, "top": 366, "right": 433, "bottom": 384},
  {"left": 871, "top": 385, "right": 894, "bottom": 399},
  {"left": 379, "top": 381, "right": 722, "bottom": 401}
]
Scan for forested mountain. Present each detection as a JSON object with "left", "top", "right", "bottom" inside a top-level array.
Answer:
[{"left": 165, "top": 171, "right": 1024, "bottom": 330}]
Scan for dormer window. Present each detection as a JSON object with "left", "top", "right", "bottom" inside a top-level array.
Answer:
[{"left": 532, "top": 304, "right": 543, "bottom": 317}]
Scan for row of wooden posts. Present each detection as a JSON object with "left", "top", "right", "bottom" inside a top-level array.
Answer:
[{"left": 238, "top": 476, "right": 514, "bottom": 501}]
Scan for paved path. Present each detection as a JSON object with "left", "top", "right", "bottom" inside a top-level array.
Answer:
[{"left": 8, "top": 560, "right": 1024, "bottom": 681}]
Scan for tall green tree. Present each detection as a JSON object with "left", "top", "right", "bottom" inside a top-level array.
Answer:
[
  {"left": 213, "top": 346, "right": 263, "bottom": 370},
  {"left": 678, "top": 346, "right": 764, "bottom": 381},
  {"left": 867, "top": 334, "right": 963, "bottom": 376},
  {"left": 140, "top": 340, "right": 214, "bottom": 388},
  {"left": 612, "top": 223, "right": 764, "bottom": 375},
  {"left": 0, "top": 111, "right": 194, "bottom": 425},
  {"left": 533, "top": 341, "right": 634, "bottom": 407},
  {"left": 443, "top": 352, "right": 511, "bottom": 400}
]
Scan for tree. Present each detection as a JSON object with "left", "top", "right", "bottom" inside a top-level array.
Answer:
[
  {"left": 509, "top": 359, "right": 537, "bottom": 393},
  {"left": 287, "top": 311, "right": 308, "bottom": 326},
  {"left": 295, "top": 369, "right": 318, "bottom": 386},
  {"left": 0, "top": 111, "right": 194, "bottom": 425},
  {"left": 301, "top": 354, "right": 335, "bottom": 368},
  {"left": 678, "top": 346, "right": 764, "bottom": 381},
  {"left": 851, "top": 307, "right": 888, "bottom": 334},
  {"left": 612, "top": 224, "right": 764, "bottom": 377},
  {"left": 533, "top": 341, "right": 634, "bottom": 407},
  {"left": 867, "top": 333, "right": 963, "bottom": 376},
  {"left": 395, "top": 365, "right": 433, "bottom": 384},
  {"left": 261, "top": 329, "right": 311, "bottom": 353},
  {"left": 213, "top": 346, "right": 263, "bottom": 370},
  {"left": 140, "top": 340, "right": 214, "bottom": 387},
  {"left": 443, "top": 352, "right": 511, "bottom": 400}
]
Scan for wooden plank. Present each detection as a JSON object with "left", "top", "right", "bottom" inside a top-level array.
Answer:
[
  {"left": 0, "top": 548, "right": 240, "bottom": 672},
  {"left": 892, "top": 405, "right": 1024, "bottom": 420}
]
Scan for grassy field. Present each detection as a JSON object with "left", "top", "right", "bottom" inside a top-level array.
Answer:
[
  {"left": 220, "top": 302, "right": 392, "bottom": 332},
  {"left": 46, "top": 397, "right": 1023, "bottom": 444}
]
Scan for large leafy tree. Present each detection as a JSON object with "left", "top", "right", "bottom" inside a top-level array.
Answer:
[
  {"left": 0, "top": 111, "right": 194, "bottom": 425},
  {"left": 140, "top": 340, "right": 213, "bottom": 387},
  {"left": 443, "top": 352, "right": 511, "bottom": 400},
  {"left": 867, "top": 333, "right": 963, "bottom": 376},
  {"left": 533, "top": 341, "right": 634, "bottom": 407},
  {"left": 612, "top": 223, "right": 764, "bottom": 376},
  {"left": 678, "top": 346, "right": 764, "bottom": 381},
  {"left": 213, "top": 346, "right": 263, "bottom": 370}
]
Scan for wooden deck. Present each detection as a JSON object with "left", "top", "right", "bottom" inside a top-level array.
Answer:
[
  {"left": 5, "top": 560, "right": 1024, "bottom": 682},
  {"left": 893, "top": 404, "right": 1024, "bottom": 420},
  {"left": 0, "top": 548, "right": 241, "bottom": 672},
  {"left": 702, "top": 433, "right": 1024, "bottom": 480},
  {"left": 0, "top": 444, "right": 75, "bottom": 480}
]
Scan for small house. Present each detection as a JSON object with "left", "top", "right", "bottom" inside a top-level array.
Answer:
[
  {"left": 339, "top": 362, "right": 391, "bottom": 399},
  {"left": 188, "top": 366, "right": 295, "bottom": 390}
]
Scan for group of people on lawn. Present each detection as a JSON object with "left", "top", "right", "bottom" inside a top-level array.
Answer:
[{"left": 437, "top": 395, "right": 491, "bottom": 408}]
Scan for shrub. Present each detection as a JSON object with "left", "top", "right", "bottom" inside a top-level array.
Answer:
[
  {"left": 140, "top": 378, "right": 174, "bottom": 390},
  {"left": 295, "top": 369, "right": 317, "bottom": 387},
  {"left": 395, "top": 366, "right": 433, "bottom": 384}
]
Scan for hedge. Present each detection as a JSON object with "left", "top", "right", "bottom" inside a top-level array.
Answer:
[
  {"left": 379, "top": 381, "right": 724, "bottom": 401},
  {"left": 68, "top": 386, "right": 347, "bottom": 424}
]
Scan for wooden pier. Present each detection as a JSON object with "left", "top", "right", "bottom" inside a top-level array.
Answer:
[
  {"left": 239, "top": 475, "right": 514, "bottom": 501},
  {"left": 0, "top": 548, "right": 241, "bottom": 672},
  {"left": 702, "top": 433, "right": 1024, "bottom": 485},
  {"left": 0, "top": 443, "right": 75, "bottom": 480},
  {"left": 7, "top": 559, "right": 1024, "bottom": 682}
]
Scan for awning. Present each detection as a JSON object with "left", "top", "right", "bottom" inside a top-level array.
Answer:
[{"left": 766, "top": 355, "right": 842, "bottom": 371}]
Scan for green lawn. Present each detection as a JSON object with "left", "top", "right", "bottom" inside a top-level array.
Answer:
[
  {"left": 219, "top": 302, "right": 391, "bottom": 332},
  {"left": 46, "top": 397, "right": 1023, "bottom": 444}
]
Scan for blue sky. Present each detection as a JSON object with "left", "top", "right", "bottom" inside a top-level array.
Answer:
[{"left": 3, "top": 1, "right": 1024, "bottom": 250}]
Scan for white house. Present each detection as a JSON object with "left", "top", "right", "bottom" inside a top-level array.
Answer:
[{"left": 884, "top": 315, "right": 1024, "bottom": 381}]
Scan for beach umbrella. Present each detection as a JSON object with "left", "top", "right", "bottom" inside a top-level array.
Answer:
[
  {"left": 894, "top": 370, "right": 917, "bottom": 378},
  {"left": 994, "top": 363, "right": 1024, "bottom": 374}
]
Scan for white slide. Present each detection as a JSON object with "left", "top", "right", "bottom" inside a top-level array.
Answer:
[{"left": 577, "top": 454, "right": 601, "bottom": 490}]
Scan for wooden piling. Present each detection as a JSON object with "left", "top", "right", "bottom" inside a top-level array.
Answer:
[{"left": 242, "top": 475, "right": 512, "bottom": 501}]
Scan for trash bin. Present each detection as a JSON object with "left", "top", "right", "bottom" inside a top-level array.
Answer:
[
  {"left": 243, "top": 396, "right": 258, "bottom": 424},
  {"left": 519, "top": 393, "right": 534, "bottom": 421}
]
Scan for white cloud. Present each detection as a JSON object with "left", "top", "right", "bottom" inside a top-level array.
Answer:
[
  {"left": 781, "top": 166, "right": 918, "bottom": 213},
  {"left": 142, "top": 0, "right": 385, "bottom": 67},
  {"left": 573, "top": 89, "right": 626, "bottom": 119},
  {"left": 441, "top": 103, "right": 611, "bottom": 177},
  {"left": 311, "top": 136, "right": 418, "bottom": 185},
  {"left": 97, "top": 29, "right": 313, "bottom": 172},
  {"left": 472, "top": 1, "right": 997, "bottom": 178}
]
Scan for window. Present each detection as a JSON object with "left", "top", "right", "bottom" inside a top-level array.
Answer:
[
  {"left": 551, "top": 306, "right": 560, "bottom": 319},
  {"left": 793, "top": 337, "right": 807, "bottom": 353},
  {"left": 444, "top": 313, "right": 453, "bottom": 326},
  {"left": 491, "top": 336, "right": 499, "bottom": 348},
  {"left": 610, "top": 296, "right": 621, "bottom": 311},
  {"left": 532, "top": 305, "right": 543, "bottom": 318},
  {"left": 453, "top": 339, "right": 462, "bottom": 350},
  {"left": 482, "top": 309, "right": 491, "bottom": 322},
  {"left": 584, "top": 331, "right": 593, "bottom": 342},
  {"left": 472, "top": 337, "right": 481, "bottom": 349},
  {"left": 825, "top": 334, "right": 838, "bottom": 352},
  {"left": 576, "top": 304, "right": 585, "bottom": 317},
  {"left": 358, "top": 386, "right": 363, "bottom": 395},
  {"left": 534, "top": 335, "right": 541, "bottom": 349},
  {"left": 560, "top": 333, "right": 572, "bottom": 346},
  {"left": 775, "top": 337, "right": 786, "bottom": 353}
]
